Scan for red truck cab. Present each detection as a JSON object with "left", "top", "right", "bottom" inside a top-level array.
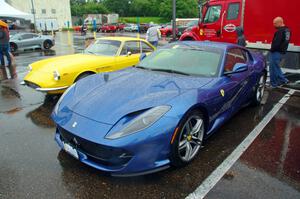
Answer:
[{"left": 180, "top": 0, "right": 300, "bottom": 53}]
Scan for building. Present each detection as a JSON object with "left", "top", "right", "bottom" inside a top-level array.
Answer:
[{"left": 5, "top": 0, "right": 72, "bottom": 30}]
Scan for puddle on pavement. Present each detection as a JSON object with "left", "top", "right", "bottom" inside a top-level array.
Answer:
[
  {"left": 4, "top": 107, "right": 23, "bottom": 115},
  {"left": 1, "top": 85, "right": 21, "bottom": 99},
  {"left": 26, "top": 96, "right": 58, "bottom": 128}
]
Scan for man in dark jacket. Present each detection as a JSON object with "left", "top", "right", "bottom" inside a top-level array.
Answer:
[{"left": 269, "top": 17, "right": 290, "bottom": 88}]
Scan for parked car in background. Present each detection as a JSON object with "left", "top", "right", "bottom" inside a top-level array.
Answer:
[
  {"left": 21, "top": 37, "right": 155, "bottom": 95},
  {"left": 117, "top": 23, "right": 126, "bottom": 31},
  {"left": 177, "top": 20, "right": 199, "bottom": 37},
  {"left": 100, "top": 24, "right": 118, "bottom": 33},
  {"left": 139, "top": 23, "right": 150, "bottom": 33},
  {"left": 159, "top": 25, "right": 178, "bottom": 37},
  {"left": 52, "top": 41, "right": 266, "bottom": 176},
  {"left": 9, "top": 32, "right": 55, "bottom": 52},
  {"left": 124, "top": 24, "right": 139, "bottom": 32}
]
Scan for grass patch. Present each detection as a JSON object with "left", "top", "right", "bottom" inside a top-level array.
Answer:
[{"left": 119, "top": 17, "right": 169, "bottom": 24}]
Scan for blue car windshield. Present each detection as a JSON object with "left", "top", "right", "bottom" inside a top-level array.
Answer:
[
  {"left": 138, "top": 45, "right": 223, "bottom": 77},
  {"left": 85, "top": 40, "right": 121, "bottom": 56}
]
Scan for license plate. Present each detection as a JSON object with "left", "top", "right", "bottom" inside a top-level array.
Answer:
[{"left": 63, "top": 142, "right": 79, "bottom": 159}]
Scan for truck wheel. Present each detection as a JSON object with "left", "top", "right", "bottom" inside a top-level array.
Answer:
[{"left": 182, "top": 37, "right": 195, "bottom": 41}]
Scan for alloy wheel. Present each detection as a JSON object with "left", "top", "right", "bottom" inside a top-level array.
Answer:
[{"left": 178, "top": 116, "right": 204, "bottom": 162}]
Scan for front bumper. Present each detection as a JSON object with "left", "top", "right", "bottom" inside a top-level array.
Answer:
[
  {"left": 20, "top": 81, "right": 68, "bottom": 93},
  {"left": 53, "top": 111, "right": 177, "bottom": 176}
]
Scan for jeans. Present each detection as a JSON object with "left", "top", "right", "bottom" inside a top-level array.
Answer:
[
  {"left": 269, "top": 52, "right": 288, "bottom": 87},
  {"left": 0, "top": 44, "right": 11, "bottom": 66},
  {"left": 149, "top": 41, "right": 158, "bottom": 47}
]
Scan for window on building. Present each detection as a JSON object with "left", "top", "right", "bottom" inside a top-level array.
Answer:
[
  {"left": 51, "top": 9, "right": 56, "bottom": 14},
  {"left": 227, "top": 3, "right": 240, "bottom": 20},
  {"left": 41, "top": 9, "right": 46, "bottom": 14}
]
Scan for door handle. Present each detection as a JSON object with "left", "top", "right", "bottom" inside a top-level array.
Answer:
[{"left": 216, "top": 29, "right": 221, "bottom": 37}]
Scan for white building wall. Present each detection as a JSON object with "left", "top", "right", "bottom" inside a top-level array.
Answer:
[{"left": 6, "top": 0, "right": 72, "bottom": 29}]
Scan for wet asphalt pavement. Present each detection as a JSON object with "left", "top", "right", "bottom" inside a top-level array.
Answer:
[{"left": 0, "top": 32, "right": 299, "bottom": 199}]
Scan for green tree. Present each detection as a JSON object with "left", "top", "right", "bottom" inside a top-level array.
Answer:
[{"left": 159, "top": 0, "right": 198, "bottom": 19}]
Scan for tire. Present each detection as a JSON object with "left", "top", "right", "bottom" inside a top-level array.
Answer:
[
  {"left": 252, "top": 73, "right": 266, "bottom": 106},
  {"left": 10, "top": 43, "right": 17, "bottom": 52},
  {"left": 43, "top": 40, "right": 52, "bottom": 49},
  {"left": 166, "top": 32, "right": 172, "bottom": 37},
  {"left": 170, "top": 110, "right": 205, "bottom": 167},
  {"left": 182, "top": 37, "right": 195, "bottom": 41},
  {"left": 75, "top": 72, "right": 93, "bottom": 82}
]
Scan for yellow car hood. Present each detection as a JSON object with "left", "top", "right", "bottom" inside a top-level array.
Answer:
[{"left": 31, "top": 54, "right": 114, "bottom": 72}]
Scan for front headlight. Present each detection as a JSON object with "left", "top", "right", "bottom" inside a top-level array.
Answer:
[
  {"left": 53, "top": 70, "right": 60, "bottom": 81},
  {"left": 53, "top": 83, "right": 76, "bottom": 115},
  {"left": 105, "top": 105, "right": 171, "bottom": 140}
]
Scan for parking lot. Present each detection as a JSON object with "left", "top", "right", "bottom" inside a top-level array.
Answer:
[{"left": 0, "top": 32, "right": 299, "bottom": 199}]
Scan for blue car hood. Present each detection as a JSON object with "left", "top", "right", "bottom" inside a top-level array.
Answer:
[{"left": 68, "top": 68, "right": 213, "bottom": 124}]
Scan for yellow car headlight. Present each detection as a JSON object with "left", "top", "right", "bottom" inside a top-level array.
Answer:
[{"left": 53, "top": 70, "right": 60, "bottom": 81}]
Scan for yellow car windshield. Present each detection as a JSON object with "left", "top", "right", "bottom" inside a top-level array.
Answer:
[{"left": 85, "top": 40, "right": 121, "bottom": 56}]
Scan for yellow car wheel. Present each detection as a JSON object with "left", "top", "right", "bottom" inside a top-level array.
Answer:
[{"left": 75, "top": 72, "right": 95, "bottom": 82}]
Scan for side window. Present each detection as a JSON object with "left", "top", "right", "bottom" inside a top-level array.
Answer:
[
  {"left": 204, "top": 5, "right": 222, "bottom": 23},
  {"left": 121, "top": 41, "right": 141, "bottom": 55},
  {"left": 31, "top": 34, "right": 39, "bottom": 38},
  {"left": 141, "top": 42, "right": 154, "bottom": 53},
  {"left": 241, "top": 49, "right": 254, "bottom": 63},
  {"left": 227, "top": 3, "right": 240, "bottom": 20},
  {"left": 224, "top": 48, "right": 246, "bottom": 72},
  {"left": 21, "top": 34, "right": 33, "bottom": 40}
]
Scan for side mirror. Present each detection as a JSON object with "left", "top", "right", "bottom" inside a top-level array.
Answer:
[
  {"left": 224, "top": 63, "right": 248, "bottom": 75},
  {"left": 139, "top": 53, "right": 147, "bottom": 61},
  {"left": 127, "top": 51, "right": 132, "bottom": 57}
]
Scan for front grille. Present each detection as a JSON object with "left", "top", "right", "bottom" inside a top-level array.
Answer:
[
  {"left": 58, "top": 126, "right": 132, "bottom": 167},
  {"left": 24, "top": 80, "right": 40, "bottom": 89}
]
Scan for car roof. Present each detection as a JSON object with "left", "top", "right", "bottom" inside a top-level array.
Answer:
[{"left": 97, "top": 37, "right": 147, "bottom": 42}]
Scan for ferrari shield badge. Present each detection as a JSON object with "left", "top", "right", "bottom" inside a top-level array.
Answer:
[{"left": 220, "top": 89, "right": 225, "bottom": 97}]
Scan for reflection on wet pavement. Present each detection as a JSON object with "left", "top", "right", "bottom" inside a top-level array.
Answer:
[
  {"left": 1, "top": 85, "right": 21, "bottom": 99},
  {"left": 206, "top": 94, "right": 300, "bottom": 199},
  {"left": 26, "top": 96, "right": 59, "bottom": 128},
  {"left": 241, "top": 96, "right": 300, "bottom": 190}
]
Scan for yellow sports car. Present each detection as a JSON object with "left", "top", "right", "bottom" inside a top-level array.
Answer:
[{"left": 21, "top": 37, "right": 155, "bottom": 94}]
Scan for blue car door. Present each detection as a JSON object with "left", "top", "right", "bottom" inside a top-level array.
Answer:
[{"left": 205, "top": 48, "right": 251, "bottom": 134}]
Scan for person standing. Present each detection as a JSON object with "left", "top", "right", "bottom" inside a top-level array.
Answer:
[
  {"left": 146, "top": 25, "right": 161, "bottom": 47},
  {"left": 269, "top": 17, "right": 291, "bottom": 88},
  {"left": 0, "top": 20, "right": 11, "bottom": 80}
]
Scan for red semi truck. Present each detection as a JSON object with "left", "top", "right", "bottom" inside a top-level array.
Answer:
[{"left": 179, "top": 0, "right": 300, "bottom": 70}]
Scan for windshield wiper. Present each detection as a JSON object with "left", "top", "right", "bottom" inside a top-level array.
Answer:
[{"left": 151, "top": 68, "right": 191, "bottom": 76}]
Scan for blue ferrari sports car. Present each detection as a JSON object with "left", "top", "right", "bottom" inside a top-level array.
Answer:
[{"left": 52, "top": 41, "right": 266, "bottom": 176}]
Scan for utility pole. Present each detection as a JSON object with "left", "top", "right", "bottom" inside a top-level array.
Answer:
[
  {"left": 30, "top": 0, "right": 37, "bottom": 32},
  {"left": 172, "top": 0, "right": 176, "bottom": 41}
]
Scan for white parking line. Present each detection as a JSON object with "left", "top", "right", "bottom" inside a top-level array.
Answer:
[{"left": 186, "top": 89, "right": 295, "bottom": 199}]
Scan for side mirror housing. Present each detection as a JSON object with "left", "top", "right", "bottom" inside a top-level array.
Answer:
[
  {"left": 127, "top": 51, "right": 132, "bottom": 57},
  {"left": 224, "top": 63, "right": 248, "bottom": 75}
]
